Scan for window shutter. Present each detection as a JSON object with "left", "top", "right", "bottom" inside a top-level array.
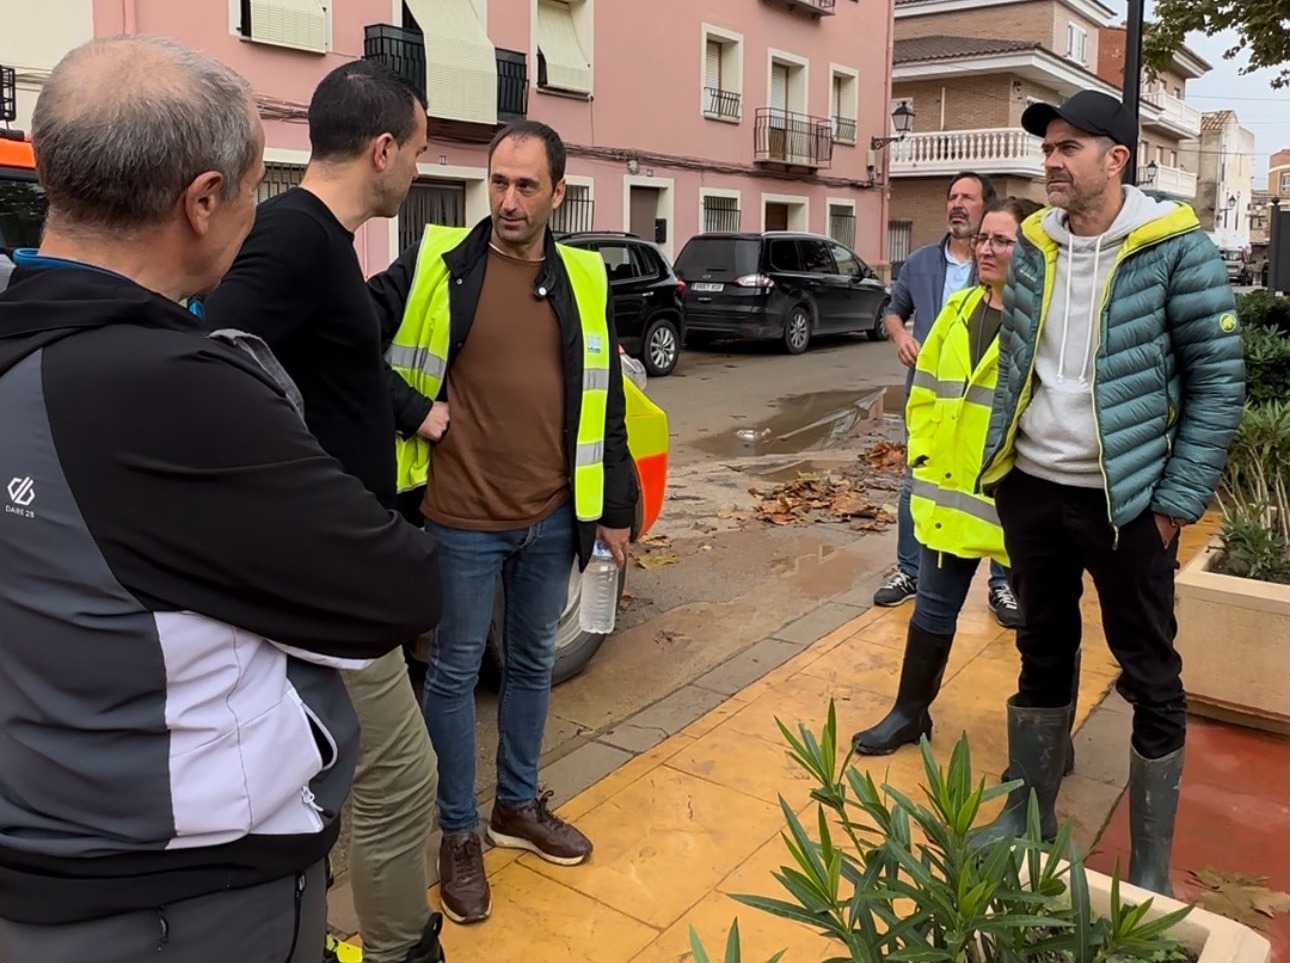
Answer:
[
  {"left": 771, "top": 65, "right": 789, "bottom": 111},
  {"left": 247, "top": 0, "right": 328, "bottom": 53},
  {"left": 406, "top": 0, "right": 498, "bottom": 125},
  {"left": 705, "top": 40, "right": 722, "bottom": 91},
  {"left": 537, "top": 0, "right": 592, "bottom": 93}
]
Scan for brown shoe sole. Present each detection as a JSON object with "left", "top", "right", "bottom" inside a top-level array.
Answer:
[{"left": 486, "top": 826, "right": 591, "bottom": 866}]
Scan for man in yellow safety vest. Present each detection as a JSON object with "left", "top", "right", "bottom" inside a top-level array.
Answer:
[{"left": 368, "top": 121, "right": 638, "bottom": 926}]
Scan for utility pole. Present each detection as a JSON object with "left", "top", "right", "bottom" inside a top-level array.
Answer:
[{"left": 1123, "top": 0, "right": 1145, "bottom": 186}]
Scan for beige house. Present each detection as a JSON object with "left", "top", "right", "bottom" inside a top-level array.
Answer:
[
  {"left": 1181, "top": 110, "right": 1256, "bottom": 249},
  {"left": 885, "top": 0, "right": 1207, "bottom": 259}
]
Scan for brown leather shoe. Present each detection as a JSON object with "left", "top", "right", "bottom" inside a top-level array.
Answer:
[
  {"left": 438, "top": 832, "right": 491, "bottom": 925},
  {"left": 486, "top": 790, "right": 593, "bottom": 866}
]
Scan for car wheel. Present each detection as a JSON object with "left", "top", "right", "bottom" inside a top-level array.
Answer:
[
  {"left": 642, "top": 317, "right": 680, "bottom": 377},
  {"left": 867, "top": 299, "right": 891, "bottom": 342},
  {"left": 782, "top": 306, "right": 812, "bottom": 354},
  {"left": 483, "top": 561, "right": 626, "bottom": 686}
]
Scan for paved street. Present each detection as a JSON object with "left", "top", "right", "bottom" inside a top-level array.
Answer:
[{"left": 328, "top": 334, "right": 914, "bottom": 897}]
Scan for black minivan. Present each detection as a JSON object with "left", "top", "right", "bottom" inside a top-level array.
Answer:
[{"left": 674, "top": 232, "right": 890, "bottom": 354}]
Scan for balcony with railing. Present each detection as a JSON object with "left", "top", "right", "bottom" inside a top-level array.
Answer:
[
  {"left": 832, "top": 115, "right": 857, "bottom": 145},
  {"left": 363, "top": 26, "right": 528, "bottom": 130},
  {"left": 704, "top": 87, "right": 741, "bottom": 122},
  {"left": 764, "top": 0, "right": 837, "bottom": 15},
  {"left": 1142, "top": 163, "right": 1198, "bottom": 199},
  {"left": 754, "top": 108, "right": 833, "bottom": 170},
  {"left": 888, "top": 127, "right": 1043, "bottom": 178}
]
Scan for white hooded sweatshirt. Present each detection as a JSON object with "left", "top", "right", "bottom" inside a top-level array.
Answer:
[{"left": 1013, "top": 186, "right": 1178, "bottom": 488}]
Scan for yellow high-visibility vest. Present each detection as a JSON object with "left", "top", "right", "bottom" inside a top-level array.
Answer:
[
  {"left": 387, "top": 225, "right": 612, "bottom": 522},
  {"left": 907, "top": 284, "right": 1008, "bottom": 566}
]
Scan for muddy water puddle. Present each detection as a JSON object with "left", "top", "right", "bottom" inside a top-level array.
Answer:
[{"left": 695, "top": 385, "right": 906, "bottom": 464}]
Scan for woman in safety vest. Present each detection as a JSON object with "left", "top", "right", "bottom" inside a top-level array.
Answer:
[{"left": 851, "top": 197, "right": 1045, "bottom": 757}]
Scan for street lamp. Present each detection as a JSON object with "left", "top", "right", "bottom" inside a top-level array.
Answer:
[
  {"left": 871, "top": 101, "right": 915, "bottom": 150},
  {"left": 1141, "top": 160, "right": 1158, "bottom": 187}
]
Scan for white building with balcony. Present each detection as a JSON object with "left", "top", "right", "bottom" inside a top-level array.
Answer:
[
  {"left": 884, "top": 0, "right": 1210, "bottom": 257},
  {"left": 1182, "top": 109, "right": 1256, "bottom": 250}
]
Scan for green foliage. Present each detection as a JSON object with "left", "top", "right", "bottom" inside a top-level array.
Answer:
[
  {"left": 690, "top": 704, "right": 1192, "bottom": 963},
  {"left": 1144, "top": 0, "right": 1290, "bottom": 89},
  {"left": 1237, "top": 291, "right": 1290, "bottom": 336},
  {"left": 1217, "top": 402, "right": 1290, "bottom": 583}
]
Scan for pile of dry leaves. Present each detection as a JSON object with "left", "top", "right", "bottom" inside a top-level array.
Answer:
[
  {"left": 1189, "top": 866, "right": 1290, "bottom": 930},
  {"left": 747, "top": 441, "right": 906, "bottom": 531}
]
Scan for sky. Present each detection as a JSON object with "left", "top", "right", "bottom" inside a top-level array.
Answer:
[{"left": 1103, "top": 0, "right": 1290, "bottom": 176}]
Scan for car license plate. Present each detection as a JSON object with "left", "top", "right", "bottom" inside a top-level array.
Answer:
[{"left": 691, "top": 282, "right": 724, "bottom": 293}]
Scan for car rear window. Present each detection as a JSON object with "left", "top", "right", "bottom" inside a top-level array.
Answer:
[{"left": 675, "top": 238, "right": 760, "bottom": 280}]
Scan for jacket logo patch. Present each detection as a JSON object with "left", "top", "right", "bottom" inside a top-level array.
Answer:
[
  {"left": 1219, "top": 313, "right": 1238, "bottom": 333},
  {"left": 5, "top": 476, "right": 35, "bottom": 518}
]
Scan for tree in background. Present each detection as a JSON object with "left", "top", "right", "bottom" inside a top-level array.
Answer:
[{"left": 1145, "top": 0, "right": 1290, "bottom": 88}]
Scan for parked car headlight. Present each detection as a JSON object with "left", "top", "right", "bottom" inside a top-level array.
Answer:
[{"left": 620, "top": 351, "right": 648, "bottom": 392}]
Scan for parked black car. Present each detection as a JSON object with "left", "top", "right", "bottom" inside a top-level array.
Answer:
[
  {"left": 673, "top": 232, "right": 891, "bottom": 354},
  {"left": 559, "top": 231, "right": 686, "bottom": 376}
]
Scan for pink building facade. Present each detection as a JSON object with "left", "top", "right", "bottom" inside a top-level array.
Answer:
[{"left": 88, "top": 0, "right": 895, "bottom": 275}]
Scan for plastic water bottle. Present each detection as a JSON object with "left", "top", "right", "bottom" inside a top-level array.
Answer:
[{"left": 579, "top": 540, "right": 619, "bottom": 635}]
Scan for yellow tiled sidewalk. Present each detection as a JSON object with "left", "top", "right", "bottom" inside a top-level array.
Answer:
[{"left": 372, "top": 523, "right": 1216, "bottom": 963}]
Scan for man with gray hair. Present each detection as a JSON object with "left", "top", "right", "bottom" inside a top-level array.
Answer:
[{"left": 0, "top": 36, "right": 442, "bottom": 963}]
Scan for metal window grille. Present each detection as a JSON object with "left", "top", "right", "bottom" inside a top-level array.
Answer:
[
  {"left": 398, "top": 181, "right": 467, "bottom": 252},
  {"left": 705, "top": 88, "right": 741, "bottom": 120},
  {"left": 0, "top": 65, "right": 16, "bottom": 123},
  {"left": 257, "top": 163, "right": 305, "bottom": 204},
  {"left": 888, "top": 220, "right": 913, "bottom": 277},
  {"left": 829, "top": 208, "right": 856, "bottom": 248},
  {"left": 702, "top": 196, "right": 741, "bottom": 233},
  {"left": 364, "top": 23, "right": 426, "bottom": 97},
  {"left": 496, "top": 48, "right": 529, "bottom": 122},
  {"left": 552, "top": 185, "right": 595, "bottom": 234},
  {"left": 832, "top": 116, "right": 857, "bottom": 144}
]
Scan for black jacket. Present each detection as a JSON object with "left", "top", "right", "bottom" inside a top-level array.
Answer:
[
  {"left": 0, "top": 257, "right": 442, "bottom": 923},
  {"left": 370, "top": 218, "right": 639, "bottom": 567}
]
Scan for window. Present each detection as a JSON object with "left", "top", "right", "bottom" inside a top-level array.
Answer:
[
  {"left": 1281, "top": 172, "right": 1290, "bottom": 194},
  {"left": 0, "top": 174, "right": 46, "bottom": 248},
  {"left": 1065, "top": 23, "right": 1088, "bottom": 64},
  {"left": 238, "top": 0, "right": 329, "bottom": 53},
  {"left": 799, "top": 239, "right": 835, "bottom": 275},
  {"left": 537, "top": 0, "right": 592, "bottom": 95},
  {"left": 702, "top": 194, "right": 741, "bottom": 232},
  {"left": 830, "top": 67, "right": 858, "bottom": 145},
  {"left": 828, "top": 242, "right": 861, "bottom": 278},
  {"left": 768, "top": 238, "right": 803, "bottom": 272},
  {"left": 1171, "top": 150, "right": 1178, "bottom": 167},
  {"left": 702, "top": 29, "right": 743, "bottom": 121},
  {"left": 888, "top": 220, "right": 913, "bottom": 275},
  {"left": 405, "top": 0, "right": 497, "bottom": 124},
  {"left": 257, "top": 163, "right": 305, "bottom": 204},
  {"left": 828, "top": 202, "right": 856, "bottom": 248},
  {"left": 398, "top": 180, "right": 467, "bottom": 251},
  {"left": 595, "top": 244, "right": 643, "bottom": 283},
  {"left": 552, "top": 183, "right": 595, "bottom": 233}
]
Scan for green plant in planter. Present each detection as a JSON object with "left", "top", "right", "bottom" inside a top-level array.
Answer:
[
  {"left": 1216, "top": 401, "right": 1290, "bottom": 584},
  {"left": 689, "top": 703, "right": 1192, "bottom": 963}
]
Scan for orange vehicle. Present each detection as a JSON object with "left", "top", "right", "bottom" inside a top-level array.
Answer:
[{"left": 0, "top": 133, "right": 45, "bottom": 250}]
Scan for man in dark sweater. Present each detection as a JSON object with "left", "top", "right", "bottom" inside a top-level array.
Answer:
[{"left": 203, "top": 61, "right": 445, "bottom": 963}]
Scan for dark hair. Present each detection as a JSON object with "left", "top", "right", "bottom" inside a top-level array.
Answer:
[
  {"left": 488, "top": 120, "right": 567, "bottom": 184},
  {"left": 308, "top": 60, "right": 426, "bottom": 162},
  {"left": 947, "top": 171, "right": 998, "bottom": 206},
  {"left": 987, "top": 195, "right": 1043, "bottom": 224}
]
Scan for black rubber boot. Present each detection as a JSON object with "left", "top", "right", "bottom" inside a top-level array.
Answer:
[
  {"left": 973, "top": 698, "right": 1071, "bottom": 846},
  {"left": 1002, "top": 649, "right": 1080, "bottom": 781},
  {"left": 1128, "top": 745, "right": 1184, "bottom": 898},
  {"left": 851, "top": 625, "right": 953, "bottom": 756}
]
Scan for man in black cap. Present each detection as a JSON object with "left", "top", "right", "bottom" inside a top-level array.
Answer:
[{"left": 972, "top": 91, "right": 1245, "bottom": 897}]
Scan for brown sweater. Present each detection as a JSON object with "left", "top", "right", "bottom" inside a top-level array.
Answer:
[{"left": 422, "top": 248, "right": 569, "bottom": 530}]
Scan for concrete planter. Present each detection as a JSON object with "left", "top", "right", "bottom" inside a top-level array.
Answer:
[
  {"left": 1085, "top": 872, "right": 1271, "bottom": 963},
  {"left": 1175, "top": 537, "right": 1290, "bottom": 735}
]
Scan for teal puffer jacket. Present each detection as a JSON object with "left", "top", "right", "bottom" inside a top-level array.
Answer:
[{"left": 978, "top": 201, "right": 1245, "bottom": 530}]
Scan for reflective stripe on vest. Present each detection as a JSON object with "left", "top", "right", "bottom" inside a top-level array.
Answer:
[{"left": 388, "top": 226, "right": 613, "bottom": 522}]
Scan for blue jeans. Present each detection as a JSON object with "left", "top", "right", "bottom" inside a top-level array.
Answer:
[
  {"left": 422, "top": 503, "right": 575, "bottom": 833},
  {"left": 898, "top": 466, "right": 1008, "bottom": 591},
  {"left": 911, "top": 545, "right": 1003, "bottom": 636}
]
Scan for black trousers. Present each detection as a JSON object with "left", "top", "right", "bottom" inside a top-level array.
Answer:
[{"left": 994, "top": 470, "right": 1185, "bottom": 759}]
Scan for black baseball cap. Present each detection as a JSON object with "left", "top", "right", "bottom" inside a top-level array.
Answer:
[{"left": 1021, "top": 90, "right": 1137, "bottom": 148}]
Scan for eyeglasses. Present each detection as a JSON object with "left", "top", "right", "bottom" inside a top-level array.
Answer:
[{"left": 971, "top": 234, "right": 1017, "bottom": 252}]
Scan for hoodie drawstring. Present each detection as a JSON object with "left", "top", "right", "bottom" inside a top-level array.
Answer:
[
  {"left": 1055, "top": 231, "right": 1102, "bottom": 387},
  {"left": 1078, "top": 235, "right": 1102, "bottom": 387}
]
